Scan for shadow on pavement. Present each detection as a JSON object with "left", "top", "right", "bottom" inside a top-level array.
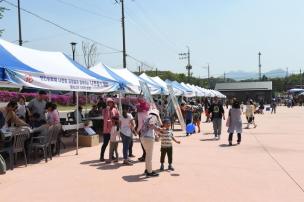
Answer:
[
  {"left": 175, "top": 135, "right": 190, "bottom": 138},
  {"left": 122, "top": 174, "right": 148, "bottom": 182},
  {"left": 203, "top": 132, "right": 214, "bottom": 135},
  {"left": 200, "top": 138, "right": 217, "bottom": 141},
  {"left": 219, "top": 144, "right": 238, "bottom": 147},
  {"left": 80, "top": 160, "right": 100, "bottom": 165},
  {"left": 97, "top": 163, "right": 122, "bottom": 170},
  {"left": 81, "top": 159, "right": 142, "bottom": 170}
]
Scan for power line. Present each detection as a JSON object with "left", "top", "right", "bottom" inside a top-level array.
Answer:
[
  {"left": 3, "top": 0, "right": 169, "bottom": 73},
  {"left": 125, "top": 3, "right": 181, "bottom": 55},
  {"left": 124, "top": 6, "right": 187, "bottom": 71},
  {"left": 3, "top": 0, "right": 122, "bottom": 52},
  {"left": 133, "top": 1, "right": 182, "bottom": 53},
  {"left": 125, "top": 11, "right": 170, "bottom": 51},
  {"left": 55, "top": 0, "right": 120, "bottom": 22},
  {"left": 127, "top": 54, "right": 155, "bottom": 70},
  {"left": 69, "top": 51, "right": 122, "bottom": 57}
]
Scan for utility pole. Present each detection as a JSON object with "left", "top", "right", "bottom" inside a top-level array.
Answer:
[
  {"left": 258, "top": 52, "right": 262, "bottom": 80},
  {"left": 207, "top": 63, "right": 210, "bottom": 88},
  {"left": 224, "top": 72, "right": 226, "bottom": 82},
  {"left": 301, "top": 69, "right": 303, "bottom": 88},
  {"left": 138, "top": 65, "right": 141, "bottom": 74},
  {"left": 201, "top": 64, "right": 210, "bottom": 88},
  {"left": 116, "top": 0, "right": 127, "bottom": 68},
  {"left": 155, "top": 68, "right": 158, "bottom": 76},
  {"left": 17, "top": 0, "right": 23, "bottom": 46},
  {"left": 179, "top": 46, "right": 192, "bottom": 82}
]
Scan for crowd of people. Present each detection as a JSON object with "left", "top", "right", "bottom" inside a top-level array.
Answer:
[
  {"left": 90, "top": 97, "right": 181, "bottom": 177},
  {"left": 0, "top": 90, "right": 64, "bottom": 172},
  {"left": 0, "top": 90, "right": 61, "bottom": 129},
  {"left": 1, "top": 89, "right": 275, "bottom": 177},
  {"left": 178, "top": 96, "right": 262, "bottom": 146}
]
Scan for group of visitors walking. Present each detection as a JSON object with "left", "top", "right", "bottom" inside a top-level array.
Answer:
[
  {"left": 97, "top": 97, "right": 180, "bottom": 177},
  {"left": 179, "top": 96, "right": 260, "bottom": 146}
]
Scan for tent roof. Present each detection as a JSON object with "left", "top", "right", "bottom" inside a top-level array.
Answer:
[
  {"left": 166, "top": 80, "right": 193, "bottom": 92},
  {"left": 0, "top": 39, "right": 118, "bottom": 92},
  {"left": 0, "top": 39, "right": 110, "bottom": 81},
  {"left": 139, "top": 73, "right": 164, "bottom": 94},
  {"left": 91, "top": 64, "right": 162, "bottom": 94}
]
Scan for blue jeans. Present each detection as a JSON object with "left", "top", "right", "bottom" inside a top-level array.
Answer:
[{"left": 121, "top": 134, "right": 132, "bottom": 160}]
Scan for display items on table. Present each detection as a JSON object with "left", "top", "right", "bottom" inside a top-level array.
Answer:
[{"left": 78, "top": 134, "right": 99, "bottom": 147}]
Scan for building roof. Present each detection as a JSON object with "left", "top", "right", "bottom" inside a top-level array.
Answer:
[{"left": 215, "top": 81, "right": 272, "bottom": 91}]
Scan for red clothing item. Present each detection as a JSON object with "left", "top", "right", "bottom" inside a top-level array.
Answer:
[{"left": 102, "top": 107, "right": 119, "bottom": 134}]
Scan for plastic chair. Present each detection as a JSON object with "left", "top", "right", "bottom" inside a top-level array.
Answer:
[
  {"left": 0, "top": 140, "right": 13, "bottom": 170},
  {"left": 12, "top": 128, "right": 30, "bottom": 169},
  {"left": 49, "top": 124, "right": 62, "bottom": 159},
  {"left": 30, "top": 126, "right": 54, "bottom": 163}
]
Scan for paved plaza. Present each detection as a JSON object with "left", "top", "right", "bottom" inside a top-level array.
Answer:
[{"left": 1, "top": 107, "right": 304, "bottom": 202}]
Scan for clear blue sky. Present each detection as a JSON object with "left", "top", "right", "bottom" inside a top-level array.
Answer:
[{"left": 1, "top": 0, "right": 304, "bottom": 78}]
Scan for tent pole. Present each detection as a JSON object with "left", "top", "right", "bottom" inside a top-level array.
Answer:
[
  {"left": 118, "top": 91, "right": 122, "bottom": 114},
  {"left": 48, "top": 90, "right": 52, "bottom": 102},
  {"left": 76, "top": 91, "right": 79, "bottom": 155},
  {"left": 85, "top": 92, "right": 88, "bottom": 117}
]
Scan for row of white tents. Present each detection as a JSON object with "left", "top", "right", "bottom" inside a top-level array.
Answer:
[
  {"left": 90, "top": 63, "right": 226, "bottom": 98},
  {"left": 0, "top": 38, "right": 225, "bottom": 98},
  {"left": 0, "top": 38, "right": 225, "bottom": 154}
]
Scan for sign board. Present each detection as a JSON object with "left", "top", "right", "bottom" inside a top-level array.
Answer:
[
  {"left": 139, "top": 80, "right": 156, "bottom": 109},
  {"left": 167, "top": 84, "right": 186, "bottom": 131},
  {"left": 4, "top": 69, "right": 119, "bottom": 93}
]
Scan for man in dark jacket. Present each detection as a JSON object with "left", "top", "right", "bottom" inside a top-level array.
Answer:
[{"left": 209, "top": 96, "right": 225, "bottom": 140}]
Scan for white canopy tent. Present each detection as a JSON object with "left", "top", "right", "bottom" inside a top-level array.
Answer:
[
  {"left": 0, "top": 39, "right": 121, "bottom": 155},
  {"left": 180, "top": 82, "right": 196, "bottom": 97},
  {"left": 0, "top": 39, "right": 119, "bottom": 92},
  {"left": 91, "top": 64, "right": 162, "bottom": 95},
  {"left": 139, "top": 73, "right": 166, "bottom": 95}
]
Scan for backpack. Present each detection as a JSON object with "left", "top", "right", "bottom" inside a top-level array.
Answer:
[{"left": 0, "top": 154, "right": 6, "bottom": 174}]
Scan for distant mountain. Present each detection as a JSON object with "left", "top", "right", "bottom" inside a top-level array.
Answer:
[
  {"left": 265, "top": 69, "right": 287, "bottom": 78},
  {"left": 225, "top": 69, "right": 287, "bottom": 80}
]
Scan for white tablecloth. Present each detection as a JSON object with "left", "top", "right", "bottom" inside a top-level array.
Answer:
[{"left": 62, "top": 123, "right": 85, "bottom": 131}]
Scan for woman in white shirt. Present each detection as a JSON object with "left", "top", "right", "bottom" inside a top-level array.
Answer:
[
  {"left": 245, "top": 100, "right": 257, "bottom": 129},
  {"left": 120, "top": 105, "right": 135, "bottom": 165},
  {"left": 16, "top": 96, "right": 27, "bottom": 120}
]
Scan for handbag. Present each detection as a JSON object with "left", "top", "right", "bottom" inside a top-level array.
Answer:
[{"left": 226, "top": 110, "right": 231, "bottom": 127}]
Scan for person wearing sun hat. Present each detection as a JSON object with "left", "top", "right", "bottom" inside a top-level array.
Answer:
[
  {"left": 100, "top": 97, "right": 119, "bottom": 162},
  {"left": 140, "top": 108, "right": 165, "bottom": 177}
]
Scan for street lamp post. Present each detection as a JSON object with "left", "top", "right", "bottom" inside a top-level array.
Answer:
[
  {"left": 70, "top": 42, "right": 77, "bottom": 60},
  {"left": 70, "top": 42, "right": 77, "bottom": 104},
  {"left": 17, "top": 0, "right": 23, "bottom": 46}
]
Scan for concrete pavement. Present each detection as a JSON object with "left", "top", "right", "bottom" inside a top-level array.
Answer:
[{"left": 0, "top": 106, "right": 304, "bottom": 202}]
